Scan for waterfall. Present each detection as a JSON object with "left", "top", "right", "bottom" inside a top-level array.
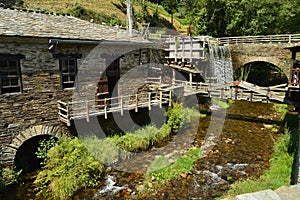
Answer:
[{"left": 206, "top": 46, "right": 233, "bottom": 84}]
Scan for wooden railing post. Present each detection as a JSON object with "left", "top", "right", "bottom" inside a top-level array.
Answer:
[
  {"left": 86, "top": 101, "right": 90, "bottom": 122},
  {"left": 168, "top": 90, "right": 172, "bottom": 106},
  {"left": 148, "top": 92, "right": 151, "bottom": 110},
  {"left": 66, "top": 102, "right": 71, "bottom": 126},
  {"left": 104, "top": 98, "right": 107, "bottom": 119},
  {"left": 159, "top": 91, "right": 163, "bottom": 108},
  {"left": 135, "top": 94, "right": 138, "bottom": 112},
  {"left": 250, "top": 91, "right": 253, "bottom": 101},
  {"left": 120, "top": 96, "right": 124, "bottom": 116}
]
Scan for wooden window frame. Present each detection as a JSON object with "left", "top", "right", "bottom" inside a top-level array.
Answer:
[
  {"left": 54, "top": 53, "right": 81, "bottom": 89},
  {"left": 0, "top": 54, "right": 24, "bottom": 95}
]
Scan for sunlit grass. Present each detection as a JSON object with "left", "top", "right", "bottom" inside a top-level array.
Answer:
[{"left": 144, "top": 147, "right": 201, "bottom": 186}]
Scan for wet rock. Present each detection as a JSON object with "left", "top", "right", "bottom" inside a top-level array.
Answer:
[{"left": 263, "top": 124, "right": 273, "bottom": 129}]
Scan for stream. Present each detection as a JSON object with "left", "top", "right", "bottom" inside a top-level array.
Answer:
[
  {"left": 77, "top": 100, "right": 284, "bottom": 199},
  {"left": 4, "top": 100, "right": 285, "bottom": 199}
]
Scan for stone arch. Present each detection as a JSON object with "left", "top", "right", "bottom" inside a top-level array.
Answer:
[
  {"left": 234, "top": 60, "right": 288, "bottom": 86},
  {"left": 228, "top": 43, "right": 291, "bottom": 80},
  {"left": 234, "top": 56, "right": 289, "bottom": 79},
  {"left": 4, "top": 125, "right": 65, "bottom": 167}
]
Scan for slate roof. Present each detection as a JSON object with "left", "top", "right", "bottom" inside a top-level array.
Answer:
[{"left": 0, "top": 7, "right": 141, "bottom": 42}]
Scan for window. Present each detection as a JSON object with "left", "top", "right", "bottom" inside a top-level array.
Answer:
[
  {"left": 0, "top": 54, "right": 24, "bottom": 94},
  {"left": 54, "top": 54, "right": 81, "bottom": 89},
  {"left": 59, "top": 57, "right": 77, "bottom": 88}
]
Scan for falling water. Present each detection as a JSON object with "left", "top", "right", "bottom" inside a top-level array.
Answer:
[{"left": 206, "top": 46, "right": 233, "bottom": 84}]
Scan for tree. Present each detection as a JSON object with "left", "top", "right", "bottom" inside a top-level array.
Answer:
[
  {"left": 161, "top": 0, "right": 179, "bottom": 25},
  {"left": 0, "top": 0, "right": 23, "bottom": 7}
]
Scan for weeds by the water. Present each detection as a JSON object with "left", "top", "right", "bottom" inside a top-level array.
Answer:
[
  {"left": 144, "top": 147, "right": 201, "bottom": 186},
  {"left": 34, "top": 137, "right": 105, "bottom": 200}
]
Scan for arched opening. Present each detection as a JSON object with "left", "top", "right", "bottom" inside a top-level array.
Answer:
[
  {"left": 14, "top": 135, "right": 57, "bottom": 174},
  {"left": 234, "top": 61, "right": 288, "bottom": 86}
]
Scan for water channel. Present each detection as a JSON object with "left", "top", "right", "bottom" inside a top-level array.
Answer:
[{"left": 7, "top": 99, "right": 287, "bottom": 200}]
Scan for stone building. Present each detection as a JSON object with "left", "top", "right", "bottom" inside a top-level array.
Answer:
[{"left": 0, "top": 7, "right": 163, "bottom": 167}]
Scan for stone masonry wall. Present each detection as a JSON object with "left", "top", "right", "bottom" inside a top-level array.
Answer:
[
  {"left": 0, "top": 36, "right": 164, "bottom": 166},
  {"left": 228, "top": 43, "right": 292, "bottom": 78}
]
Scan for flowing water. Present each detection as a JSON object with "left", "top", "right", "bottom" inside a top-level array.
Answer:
[
  {"left": 77, "top": 100, "right": 283, "bottom": 200},
  {"left": 206, "top": 46, "right": 234, "bottom": 84},
  {"left": 3, "top": 100, "right": 285, "bottom": 200}
]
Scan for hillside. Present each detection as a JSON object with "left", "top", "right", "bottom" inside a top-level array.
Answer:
[{"left": 22, "top": 0, "right": 186, "bottom": 34}]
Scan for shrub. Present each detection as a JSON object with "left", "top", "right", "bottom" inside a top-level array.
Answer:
[
  {"left": 166, "top": 102, "right": 184, "bottom": 133},
  {"left": 36, "top": 136, "right": 57, "bottom": 166},
  {"left": 0, "top": 166, "right": 22, "bottom": 191},
  {"left": 34, "top": 137, "right": 105, "bottom": 200}
]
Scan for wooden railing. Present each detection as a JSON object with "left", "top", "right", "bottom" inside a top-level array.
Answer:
[
  {"left": 58, "top": 88, "right": 173, "bottom": 126},
  {"left": 58, "top": 79, "right": 289, "bottom": 126},
  {"left": 218, "top": 34, "right": 300, "bottom": 45}
]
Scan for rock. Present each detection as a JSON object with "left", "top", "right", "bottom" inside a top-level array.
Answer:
[
  {"left": 180, "top": 173, "right": 187, "bottom": 178},
  {"left": 235, "top": 189, "right": 281, "bottom": 200},
  {"left": 274, "top": 185, "right": 300, "bottom": 200},
  {"left": 136, "top": 185, "right": 145, "bottom": 192},
  {"left": 263, "top": 124, "right": 273, "bottom": 129}
]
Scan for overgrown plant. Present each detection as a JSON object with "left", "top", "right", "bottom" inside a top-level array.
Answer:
[
  {"left": 0, "top": 166, "right": 22, "bottom": 191},
  {"left": 35, "top": 136, "right": 57, "bottom": 166},
  {"left": 34, "top": 137, "right": 105, "bottom": 200}
]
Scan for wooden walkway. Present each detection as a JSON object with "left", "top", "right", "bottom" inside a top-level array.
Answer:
[
  {"left": 58, "top": 80, "right": 288, "bottom": 126},
  {"left": 58, "top": 84, "right": 176, "bottom": 126}
]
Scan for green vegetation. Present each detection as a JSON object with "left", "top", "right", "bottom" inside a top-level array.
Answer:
[
  {"left": 234, "top": 63, "right": 288, "bottom": 87},
  {"left": 274, "top": 104, "right": 289, "bottom": 120},
  {"left": 0, "top": 166, "right": 22, "bottom": 191},
  {"left": 34, "top": 137, "right": 105, "bottom": 200},
  {"left": 220, "top": 128, "right": 295, "bottom": 199},
  {"left": 31, "top": 103, "right": 200, "bottom": 199},
  {"left": 35, "top": 136, "right": 57, "bottom": 166},
  {"left": 5, "top": 0, "right": 297, "bottom": 36},
  {"left": 83, "top": 103, "right": 200, "bottom": 164},
  {"left": 212, "top": 98, "right": 231, "bottom": 109},
  {"left": 144, "top": 147, "right": 201, "bottom": 186}
]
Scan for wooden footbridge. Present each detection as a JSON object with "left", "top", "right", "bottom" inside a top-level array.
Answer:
[{"left": 58, "top": 79, "right": 288, "bottom": 126}]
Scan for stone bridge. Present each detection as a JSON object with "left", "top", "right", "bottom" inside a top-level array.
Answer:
[{"left": 217, "top": 34, "right": 300, "bottom": 80}]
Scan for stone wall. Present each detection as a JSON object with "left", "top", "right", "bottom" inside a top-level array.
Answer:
[
  {"left": 228, "top": 43, "right": 292, "bottom": 78},
  {"left": 0, "top": 36, "right": 164, "bottom": 166}
]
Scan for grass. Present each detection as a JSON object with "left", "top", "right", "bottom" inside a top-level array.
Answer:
[
  {"left": 212, "top": 98, "right": 231, "bottom": 109},
  {"left": 22, "top": 0, "right": 186, "bottom": 31},
  {"left": 220, "top": 128, "right": 295, "bottom": 199},
  {"left": 82, "top": 103, "right": 201, "bottom": 166},
  {"left": 23, "top": 0, "right": 126, "bottom": 18},
  {"left": 144, "top": 147, "right": 201, "bottom": 186}
]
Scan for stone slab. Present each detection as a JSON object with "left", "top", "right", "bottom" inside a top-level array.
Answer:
[{"left": 235, "top": 189, "right": 281, "bottom": 200}]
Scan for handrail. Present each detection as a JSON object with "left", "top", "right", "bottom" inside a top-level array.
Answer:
[
  {"left": 58, "top": 88, "right": 173, "bottom": 124},
  {"left": 218, "top": 34, "right": 300, "bottom": 45}
]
